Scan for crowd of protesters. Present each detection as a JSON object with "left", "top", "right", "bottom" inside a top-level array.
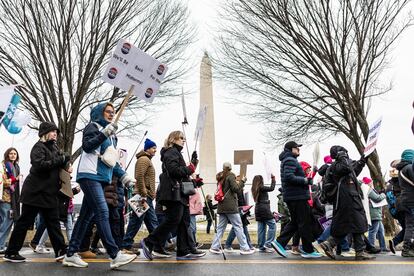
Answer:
[{"left": 1, "top": 101, "right": 414, "bottom": 269}]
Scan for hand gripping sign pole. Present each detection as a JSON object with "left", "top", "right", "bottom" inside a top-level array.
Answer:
[{"left": 114, "top": 85, "right": 135, "bottom": 124}]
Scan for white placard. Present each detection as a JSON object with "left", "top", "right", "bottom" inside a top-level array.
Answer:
[
  {"left": 361, "top": 184, "right": 372, "bottom": 226},
  {"left": 370, "top": 198, "right": 388, "bottom": 208},
  {"left": 364, "top": 117, "right": 383, "bottom": 157},
  {"left": 118, "top": 148, "right": 128, "bottom": 170},
  {"left": 101, "top": 39, "right": 168, "bottom": 103}
]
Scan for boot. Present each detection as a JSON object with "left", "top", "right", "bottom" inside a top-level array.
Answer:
[
  {"left": 401, "top": 242, "right": 414, "bottom": 257},
  {"left": 355, "top": 251, "right": 375, "bottom": 260},
  {"left": 320, "top": 240, "right": 335, "bottom": 260}
]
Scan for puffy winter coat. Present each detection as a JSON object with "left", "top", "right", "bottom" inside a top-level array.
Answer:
[
  {"left": 20, "top": 140, "right": 66, "bottom": 208},
  {"left": 134, "top": 150, "right": 156, "bottom": 199},
  {"left": 77, "top": 103, "right": 125, "bottom": 184},
  {"left": 398, "top": 162, "right": 414, "bottom": 209},
  {"left": 254, "top": 180, "right": 276, "bottom": 221},
  {"left": 279, "top": 149, "right": 308, "bottom": 201}
]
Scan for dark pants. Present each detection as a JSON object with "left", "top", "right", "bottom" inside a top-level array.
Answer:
[
  {"left": 92, "top": 205, "right": 124, "bottom": 248},
  {"left": 292, "top": 232, "right": 300, "bottom": 246},
  {"left": 79, "top": 220, "right": 95, "bottom": 252},
  {"left": 6, "top": 204, "right": 66, "bottom": 257},
  {"left": 276, "top": 200, "right": 314, "bottom": 253},
  {"left": 393, "top": 212, "right": 406, "bottom": 246},
  {"left": 206, "top": 219, "right": 213, "bottom": 234},
  {"left": 146, "top": 202, "right": 194, "bottom": 256},
  {"left": 328, "top": 233, "right": 365, "bottom": 252}
]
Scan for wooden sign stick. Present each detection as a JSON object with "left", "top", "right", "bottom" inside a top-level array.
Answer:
[{"left": 114, "top": 85, "right": 135, "bottom": 124}]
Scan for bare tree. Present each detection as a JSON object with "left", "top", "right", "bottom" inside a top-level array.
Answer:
[
  {"left": 215, "top": 0, "right": 412, "bottom": 190},
  {"left": 0, "top": 0, "right": 196, "bottom": 158}
]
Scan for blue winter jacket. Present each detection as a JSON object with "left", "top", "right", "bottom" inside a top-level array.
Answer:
[
  {"left": 279, "top": 149, "right": 309, "bottom": 202},
  {"left": 77, "top": 103, "right": 125, "bottom": 184}
]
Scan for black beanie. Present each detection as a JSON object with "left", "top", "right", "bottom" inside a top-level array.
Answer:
[{"left": 38, "top": 122, "right": 60, "bottom": 137}]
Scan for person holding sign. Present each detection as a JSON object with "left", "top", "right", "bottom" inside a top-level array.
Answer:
[
  {"left": 63, "top": 103, "right": 137, "bottom": 269},
  {"left": 140, "top": 131, "right": 206, "bottom": 261}
]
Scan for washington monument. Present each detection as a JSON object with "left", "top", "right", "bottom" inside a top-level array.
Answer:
[{"left": 199, "top": 52, "right": 217, "bottom": 196}]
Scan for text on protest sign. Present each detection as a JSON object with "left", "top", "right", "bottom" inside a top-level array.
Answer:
[
  {"left": 101, "top": 39, "right": 168, "bottom": 103},
  {"left": 364, "top": 117, "right": 382, "bottom": 157}
]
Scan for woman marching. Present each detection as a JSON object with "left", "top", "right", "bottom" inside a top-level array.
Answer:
[
  {"left": 141, "top": 130, "right": 206, "bottom": 260},
  {"left": 3, "top": 122, "right": 69, "bottom": 262},
  {"left": 0, "top": 148, "right": 21, "bottom": 254}
]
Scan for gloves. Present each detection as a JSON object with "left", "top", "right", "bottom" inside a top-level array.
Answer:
[
  {"left": 191, "top": 151, "right": 199, "bottom": 168},
  {"left": 305, "top": 178, "right": 313, "bottom": 185},
  {"left": 187, "top": 163, "right": 196, "bottom": 174},
  {"left": 121, "top": 174, "right": 136, "bottom": 187},
  {"left": 102, "top": 123, "right": 118, "bottom": 137},
  {"left": 359, "top": 154, "right": 368, "bottom": 164},
  {"left": 194, "top": 175, "right": 204, "bottom": 187}
]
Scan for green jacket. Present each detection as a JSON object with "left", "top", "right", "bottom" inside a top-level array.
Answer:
[
  {"left": 368, "top": 188, "right": 386, "bottom": 221},
  {"left": 217, "top": 173, "right": 244, "bottom": 214}
]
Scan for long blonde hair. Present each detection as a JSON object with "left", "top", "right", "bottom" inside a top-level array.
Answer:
[
  {"left": 251, "top": 175, "right": 264, "bottom": 202},
  {"left": 164, "top": 131, "right": 184, "bottom": 148}
]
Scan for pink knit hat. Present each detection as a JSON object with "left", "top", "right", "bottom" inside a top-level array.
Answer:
[
  {"left": 323, "top": 155, "right": 333, "bottom": 164},
  {"left": 362, "top": 177, "right": 372, "bottom": 184}
]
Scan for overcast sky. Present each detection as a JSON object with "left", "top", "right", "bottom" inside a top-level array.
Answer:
[{"left": 1, "top": 0, "right": 413, "bottom": 204}]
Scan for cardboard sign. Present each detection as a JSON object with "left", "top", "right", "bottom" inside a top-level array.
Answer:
[
  {"left": 234, "top": 150, "right": 253, "bottom": 177},
  {"left": 101, "top": 39, "right": 168, "bottom": 103},
  {"left": 364, "top": 117, "right": 382, "bottom": 157}
]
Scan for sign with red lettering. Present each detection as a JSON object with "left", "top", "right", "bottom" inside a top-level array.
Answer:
[{"left": 364, "top": 117, "right": 382, "bottom": 157}]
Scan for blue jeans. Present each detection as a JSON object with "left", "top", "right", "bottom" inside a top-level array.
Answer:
[
  {"left": 225, "top": 224, "right": 253, "bottom": 249},
  {"left": 0, "top": 202, "right": 13, "bottom": 249},
  {"left": 190, "top": 215, "right": 197, "bottom": 242},
  {"left": 317, "top": 225, "right": 349, "bottom": 251},
  {"left": 257, "top": 219, "right": 276, "bottom": 249},
  {"left": 368, "top": 220, "right": 386, "bottom": 250},
  {"left": 67, "top": 179, "right": 119, "bottom": 259},
  {"left": 212, "top": 213, "right": 249, "bottom": 251},
  {"left": 31, "top": 214, "right": 46, "bottom": 245},
  {"left": 122, "top": 198, "right": 158, "bottom": 249}
]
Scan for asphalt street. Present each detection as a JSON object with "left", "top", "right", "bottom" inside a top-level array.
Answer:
[{"left": 1, "top": 248, "right": 413, "bottom": 276}]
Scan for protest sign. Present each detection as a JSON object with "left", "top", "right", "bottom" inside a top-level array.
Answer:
[
  {"left": 102, "top": 39, "right": 168, "bottom": 105},
  {"left": 128, "top": 194, "right": 150, "bottom": 217},
  {"left": 364, "top": 117, "right": 383, "bottom": 157},
  {"left": 118, "top": 148, "right": 128, "bottom": 170}
]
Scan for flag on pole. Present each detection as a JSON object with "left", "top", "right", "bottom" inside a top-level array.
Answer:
[
  {"left": 181, "top": 88, "right": 188, "bottom": 124},
  {"left": 194, "top": 105, "right": 207, "bottom": 143},
  {"left": 0, "top": 86, "right": 15, "bottom": 122}
]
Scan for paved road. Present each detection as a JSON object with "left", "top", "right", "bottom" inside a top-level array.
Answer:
[{"left": 1, "top": 248, "right": 413, "bottom": 276}]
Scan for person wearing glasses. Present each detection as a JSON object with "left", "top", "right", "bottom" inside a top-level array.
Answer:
[
  {"left": 271, "top": 141, "right": 323, "bottom": 259},
  {"left": 140, "top": 131, "right": 206, "bottom": 260},
  {"left": 63, "top": 103, "right": 137, "bottom": 269}
]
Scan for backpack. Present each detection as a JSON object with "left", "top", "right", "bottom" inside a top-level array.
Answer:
[
  {"left": 320, "top": 166, "right": 338, "bottom": 204},
  {"left": 385, "top": 190, "right": 397, "bottom": 218},
  {"left": 214, "top": 181, "right": 229, "bottom": 202}
]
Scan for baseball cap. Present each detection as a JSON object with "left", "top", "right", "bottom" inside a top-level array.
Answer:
[{"left": 284, "top": 141, "right": 302, "bottom": 150}]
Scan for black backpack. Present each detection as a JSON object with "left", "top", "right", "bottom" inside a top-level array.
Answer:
[{"left": 320, "top": 166, "right": 338, "bottom": 204}]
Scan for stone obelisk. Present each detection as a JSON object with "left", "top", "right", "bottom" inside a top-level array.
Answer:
[{"left": 199, "top": 52, "right": 217, "bottom": 197}]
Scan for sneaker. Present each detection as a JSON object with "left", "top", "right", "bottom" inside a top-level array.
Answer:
[
  {"left": 366, "top": 247, "right": 381, "bottom": 254},
  {"left": 389, "top": 240, "right": 396, "bottom": 254},
  {"left": 196, "top": 242, "right": 204, "bottom": 249},
  {"left": 90, "top": 247, "right": 105, "bottom": 255},
  {"left": 3, "top": 254, "right": 26, "bottom": 263},
  {"left": 55, "top": 249, "right": 67, "bottom": 262},
  {"left": 62, "top": 253, "right": 88, "bottom": 268},
  {"left": 176, "top": 253, "right": 197, "bottom": 260},
  {"left": 291, "top": 246, "right": 301, "bottom": 255},
  {"left": 78, "top": 250, "right": 96, "bottom": 259},
  {"left": 240, "top": 248, "right": 255, "bottom": 255},
  {"left": 0, "top": 248, "right": 6, "bottom": 255},
  {"left": 312, "top": 242, "right": 325, "bottom": 256},
  {"left": 140, "top": 239, "right": 153, "bottom": 261},
  {"left": 122, "top": 248, "right": 141, "bottom": 256},
  {"left": 189, "top": 249, "right": 206, "bottom": 258},
  {"left": 271, "top": 240, "right": 287, "bottom": 258},
  {"left": 259, "top": 247, "right": 274, "bottom": 253},
  {"left": 35, "top": 245, "right": 51, "bottom": 254},
  {"left": 152, "top": 249, "right": 172, "bottom": 258},
  {"left": 341, "top": 250, "right": 355, "bottom": 257},
  {"left": 224, "top": 247, "right": 234, "bottom": 253},
  {"left": 110, "top": 251, "right": 137, "bottom": 269},
  {"left": 301, "top": 251, "right": 323, "bottom": 258},
  {"left": 29, "top": 242, "right": 37, "bottom": 252},
  {"left": 320, "top": 241, "right": 336, "bottom": 260},
  {"left": 355, "top": 251, "right": 376, "bottom": 260},
  {"left": 209, "top": 248, "right": 222, "bottom": 254}
]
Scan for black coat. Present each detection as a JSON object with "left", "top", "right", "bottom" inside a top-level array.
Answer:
[
  {"left": 157, "top": 144, "right": 193, "bottom": 205},
  {"left": 398, "top": 162, "right": 414, "bottom": 209},
  {"left": 254, "top": 180, "right": 276, "bottom": 221},
  {"left": 326, "top": 156, "right": 367, "bottom": 237},
  {"left": 279, "top": 150, "right": 309, "bottom": 201},
  {"left": 20, "top": 140, "right": 66, "bottom": 208}
]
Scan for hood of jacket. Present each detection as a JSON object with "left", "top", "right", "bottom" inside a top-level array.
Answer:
[
  {"left": 136, "top": 150, "right": 153, "bottom": 160},
  {"left": 90, "top": 103, "right": 111, "bottom": 127},
  {"left": 279, "top": 149, "right": 296, "bottom": 161}
]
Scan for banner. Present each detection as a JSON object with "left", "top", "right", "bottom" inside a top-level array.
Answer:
[
  {"left": 194, "top": 105, "right": 207, "bottom": 142},
  {"left": 101, "top": 39, "right": 168, "bottom": 103},
  {"left": 2, "top": 94, "right": 21, "bottom": 132},
  {"left": 0, "top": 86, "right": 15, "bottom": 122},
  {"left": 363, "top": 117, "right": 383, "bottom": 157}
]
